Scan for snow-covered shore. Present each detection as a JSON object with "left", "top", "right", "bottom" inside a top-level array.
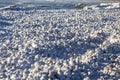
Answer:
[
  {"left": 0, "top": 8, "right": 120, "bottom": 80},
  {"left": 83, "top": 3, "right": 120, "bottom": 10}
]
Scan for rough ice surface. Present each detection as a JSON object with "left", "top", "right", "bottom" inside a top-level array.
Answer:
[
  {"left": 0, "top": 6, "right": 120, "bottom": 80},
  {"left": 83, "top": 3, "right": 120, "bottom": 10}
]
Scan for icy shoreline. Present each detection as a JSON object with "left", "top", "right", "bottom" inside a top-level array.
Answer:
[
  {"left": 0, "top": 2, "right": 120, "bottom": 10},
  {"left": 0, "top": 9, "right": 120, "bottom": 80}
]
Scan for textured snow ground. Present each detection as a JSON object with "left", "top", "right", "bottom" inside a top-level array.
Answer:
[{"left": 0, "top": 8, "right": 120, "bottom": 80}]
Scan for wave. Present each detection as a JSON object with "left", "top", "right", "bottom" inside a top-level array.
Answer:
[
  {"left": 0, "top": 2, "right": 120, "bottom": 10},
  {"left": 0, "top": 2, "right": 77, "bottom": 10}
]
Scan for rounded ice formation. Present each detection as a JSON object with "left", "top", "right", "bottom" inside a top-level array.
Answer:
[{"left": 0, "top": 6, "right": 120, "bottom": 80}]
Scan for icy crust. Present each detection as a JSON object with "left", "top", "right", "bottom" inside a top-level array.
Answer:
[{"left": 0, "top": 9, "right": 120, "bottom": 80}]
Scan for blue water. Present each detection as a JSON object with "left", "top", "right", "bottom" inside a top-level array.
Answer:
[
  {"left": 0, "top": 2, "right": 77, "bottom": 10},
  {"left": 0, "top": 1, "right": 101, "bottom": 10},
  {"left": 0, "top": 3, "right": 13, "bottom": 7}
]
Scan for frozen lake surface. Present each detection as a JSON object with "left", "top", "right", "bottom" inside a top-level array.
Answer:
[{"left": 0, "top": 2, "right": 120, "bottom": 80}]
